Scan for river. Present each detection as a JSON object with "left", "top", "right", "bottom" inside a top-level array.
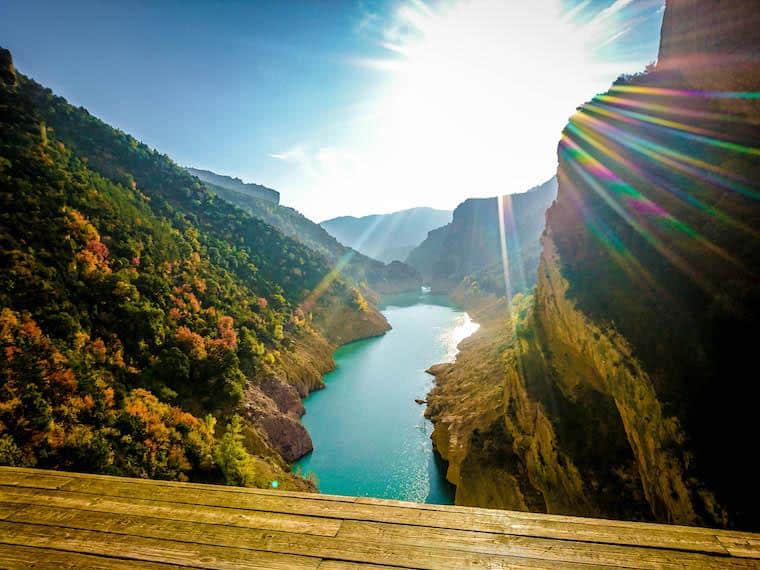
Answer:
[{"left": 293, "top": 291, "right": 479, "bottom": 504}]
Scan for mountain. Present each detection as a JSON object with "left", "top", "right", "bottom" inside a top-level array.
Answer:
[
  {"left": 186, "top": 169, "right": 422, "bottom": 296},
  {"left": 0, "top": 47, "right": 390, "bottom": 489},
  {"left": 321, "top": 207, "right": 452, "bottom": 263},
  {"left": 425, "top": 0, "right": 759, "bottom": 530},
  {"left": 186, "top": 167, "right": 280, "bottom": 204},
  {"left": 406, "top": 177, "right": 557, "bottom": 295}
]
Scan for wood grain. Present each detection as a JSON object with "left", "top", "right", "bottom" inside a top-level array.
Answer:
[{"left": 1, "top": 466, "right": 757, "bottom": 569}]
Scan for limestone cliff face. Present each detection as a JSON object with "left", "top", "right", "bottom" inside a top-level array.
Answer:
[
  {"left": 407, "top": 178, "right": 557, "bottom": 295},
  {"left": 531, "top": 235, "right": 720, "bottom": 523},
  {"left": 426, "top": 293, "right": 591, "bottom": 515},
  {"left": 658, "top": 0, "right": 760, "bottom": 90},
  {"left": 426, "top": 0, "right": 758, "bottom": 529}
]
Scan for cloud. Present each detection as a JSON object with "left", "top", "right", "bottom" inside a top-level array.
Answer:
[
  {"left": 268, "top": 145, "right": 307, "bottom": 162},
  {"left": 356, "top": 11, "right": 380, "bottom": 34},
  {"left": 598, "top": 26, "right": 632, "bottom": 48},
  {"left": 590, "top": 0, "right": 636, "bottom": 26}
]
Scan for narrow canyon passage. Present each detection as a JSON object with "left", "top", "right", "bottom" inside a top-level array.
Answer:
[{"left": 294, "top": 292, "right": 478, "bottom": 504}]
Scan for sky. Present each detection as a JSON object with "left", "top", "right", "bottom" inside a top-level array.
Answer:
[{"left": 1, "top": 0, "right": 664, "bottom": 221}]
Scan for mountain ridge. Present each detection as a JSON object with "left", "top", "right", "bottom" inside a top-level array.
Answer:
[
  {"left": 186, "top": 167, "right": 280, "bottom": 204},
  {"left": 321, "top": 206, "right": 453, "bottom": 263},
  {"left": 187, "top": 169, "right": 423, "bottom": 297},
  {"left": 407, "top": 177, "right": 558, "bottom": 295},
  {"left": 0, "top": 47, "right": 389, "bottom": 490}
]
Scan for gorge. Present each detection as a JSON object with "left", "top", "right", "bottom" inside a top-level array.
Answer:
[
  {"left": 423, "top": 0, "right": 760, "bottom": 532},
  {"left": 1, "top": 0, "right": 758, "bottom": 541},
  {"left": 295, "top": 292, "right": 476, "bottom": 504}
]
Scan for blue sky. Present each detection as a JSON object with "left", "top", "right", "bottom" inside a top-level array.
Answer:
[{"left": 1, "top": 0, "right": 664, "bottom": 220}]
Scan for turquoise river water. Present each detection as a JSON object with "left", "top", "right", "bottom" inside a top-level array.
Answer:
[{"left": 293, "top": 291, "right": 478, "bottom": 504}]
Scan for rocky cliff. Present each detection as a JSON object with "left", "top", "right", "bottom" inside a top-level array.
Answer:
[
  {"left": 426, "top": 0, "right": 759, "bottom": 530},
  {"left": 407, "top": 178, "right": 557, "bottom": 295}
]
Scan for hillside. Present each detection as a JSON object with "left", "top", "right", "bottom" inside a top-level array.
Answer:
[
  {"left": 425, "top": 0, "right": 759, "bottom": 531},
  {"left": 0, "top": 47, "right": 389, "bottom": 489},
  {"left": 186, "top": 167, "right": 280, "bottom": 204},
  {"left": 407, "top": 177, "right": 557, "bottom": 295},
  {"left": 190, "top": 171, "right": 422, "bottom": 296},
  {"left": 321, "top": 207, "right": 452, "bottom": 263}
]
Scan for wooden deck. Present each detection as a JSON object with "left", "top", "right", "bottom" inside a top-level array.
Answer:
[{"left": 0, "top": 467, "right": 758, "bottom": 569}]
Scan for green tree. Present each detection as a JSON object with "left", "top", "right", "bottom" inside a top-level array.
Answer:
[{"left": 214, "top": 415, "right": 256, "bottom": 486}]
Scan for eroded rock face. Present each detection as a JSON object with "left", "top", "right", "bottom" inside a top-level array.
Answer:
[
  {"left": 426, "top": 0, "right": 759, "bottom": 529},
  {"left": 258, "top": 415, "right": 313, "bottom": 463},
  {"left": 426, "top": 292, "right": 598, "bottom": 518},
  {"left": 406, "top": 178, "right": 557, "bottom": 295},
  {"left": 242, "top": 308, "right": 391, "bottom": 467},
  {"left": 658, "top": 0, "right": 760, "bottom": 89},
  {"left": 243, "top": 375, "right": 313, "bottom": 464},
  {"left": 259, "top": 376, "right": 305, "bottom": 417}
]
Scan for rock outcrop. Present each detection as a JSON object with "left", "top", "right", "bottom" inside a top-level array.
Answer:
[
  {"left": 426, "top": 0, "right": 759, "bottom": 530},
  {"left": 0, "top": 47, "right": 16, "bottom": 86},
  {"left": 407, "top": 178, "right": 557, "bottom": 295}
]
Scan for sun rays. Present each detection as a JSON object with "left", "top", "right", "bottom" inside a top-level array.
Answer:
[{"left": 556, "top": 77, "right": 759, "bottom": 306}]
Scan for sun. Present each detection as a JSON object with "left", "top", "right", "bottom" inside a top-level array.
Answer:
[
  {"left": 270, "top": 0, "right": 658, "bottom": 219},
  {"left": 362, "top": 0, "right": 645, "bottom": 204}
]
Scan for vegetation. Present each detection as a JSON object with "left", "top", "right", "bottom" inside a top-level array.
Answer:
[
  {"left": 0, "top": 47, "right": 367, "bottom": 486},
  {"left": 197, "top": 175, "right": 422, "bottom": 293}
]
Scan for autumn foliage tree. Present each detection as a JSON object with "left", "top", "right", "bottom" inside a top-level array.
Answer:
[{"left": 0, "top": 47, "right": 354, "bottom": 488}]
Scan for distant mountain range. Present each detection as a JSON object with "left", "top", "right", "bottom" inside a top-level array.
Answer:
[
  {"left": 406, "top": 177, "right": 558, "bottom": 295},
  {"left": 187, "top": 167, "right": 280, "bottom": 204},
  {"left": 321, "top": 207, "right": 453, "bottom": 263}
]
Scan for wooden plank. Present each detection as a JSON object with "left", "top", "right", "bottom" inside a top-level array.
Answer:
[
  {"left": 53, "top": 477, "right": 734, "bottom": 555},
  {"left": 0, "top": 469, "right": 73, "bottom": 490},
  {"left": 337, "top": 520, "right": 756, "bottom": 569},
  {"left": 0, "top": 466, "right": 355, "bottom": 502},
  {"left": 5, "top": 467, "right": 756, "bottom": 555},
  {"left": 0, "top": 543, "right": 179, "bottom": 569},
  {"left": 0, "top": 521, "right": 321, "bottom": 570},
  {"left": 356, "top": 496, "right": 760, "bottom": 545},
  {"left": 717, "top": 535, "right": 760, "bottom": 559},
  {"left": 319, "top": 560, "right": 414, "bottom": 570},
  {"left": 2, "top": 467, "right": 758, "bottom": 567},
  {"left": 6, "top": 504, "right": 598, "bottom": 570},
  {"left": 0, "top": 487, "right": 340, "bottom": 538},
  {"left": 0, "top": 502, "right": 23, "bottom": 521}
]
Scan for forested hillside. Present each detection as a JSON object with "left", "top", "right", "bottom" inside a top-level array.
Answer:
[
  {"left": 191, "top": 172, "right": 422, "bottom": 296},
  {"left": 0, "top": 47, "right": 387, "bottom": 487},
  {"left": 187, "top": 167, "right": 280, "bottom": 204}
]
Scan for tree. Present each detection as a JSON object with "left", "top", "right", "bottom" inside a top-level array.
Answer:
[{"left": 214, "top": 415, "right": 256, "bottom": 486}]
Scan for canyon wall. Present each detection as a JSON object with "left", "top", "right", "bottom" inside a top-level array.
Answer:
[
  {"left": 407, "top": 177, "right": 557, "bottom": 294},
  {"left": 427, "top": 0, "right": 759, "bottom": 529}
]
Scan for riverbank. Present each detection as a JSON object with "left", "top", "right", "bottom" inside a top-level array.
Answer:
[{"left": 294, "top": 292, "right": 478, "bottom": 503}]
